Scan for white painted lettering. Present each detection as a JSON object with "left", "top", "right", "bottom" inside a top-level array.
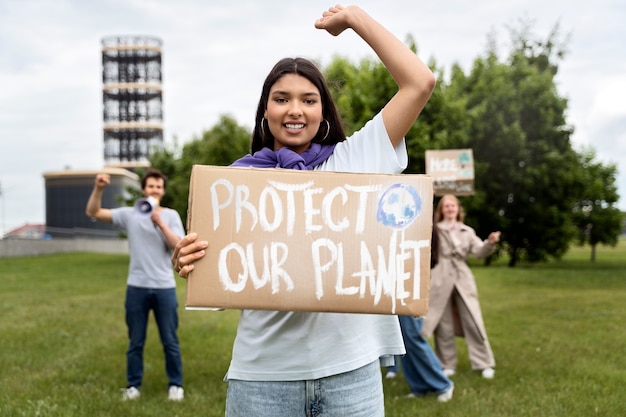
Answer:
[
  {"left": 345, "top": 185, "right": 381, "bottom": 234},
  {"left": 258, "top": 186, "right": 282, "bottom": 232},
  {"left": 430, "top": 157, "right": 459, "bottom": 172},
  {"left": 235, "top": 184, "right": 258, "bottom": 232},
  {"left": 303, "top": 186, "right": 324, "bottom": 234},
  {"left": 218, "top": 243, "right": 247, "bottom": 291},
  {"left": 267, "top": 180, "right": 314, "bottom": 236},
  {"left": 210, "top": 180, "right": 234, "bottom": 231},
  {"left": 399, "top": 239, "right": 430, "bottom": 299},
  {"left": 270, "top": 242, "right": 293, "bottom": 294},
  {"left": 218, "top": 241, "right": 294, "bottom": 294},
  {"left": 246, "top": 243, "right": 270, "bottom": 289},
  {"left": 312, "top": 238, "right": 339, "bottom": 300}
]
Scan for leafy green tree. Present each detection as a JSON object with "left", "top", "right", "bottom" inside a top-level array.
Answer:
[
  {"left": 404, "top": 61, "right": 474, "bottom": 175},
  {"left": 325, "top": 36, "right": 469, "bottom": 174},
  {"left": 325, "top": 29, "right": 579, "bottom": 266},
  {"left": 571, "top": 147, "right": 624, "bottom": 261},
  {"left": 445, "top": 23, "right": 583, "bottom": 266},
  {"left": 325, "top": 55, "right": 395, "bottom": 136},
  {"left": 326, "top": 25, "right": 614, "bottom": 266},
  {"left": 149, "top": 115, "right": 250, "bottom": 222}
]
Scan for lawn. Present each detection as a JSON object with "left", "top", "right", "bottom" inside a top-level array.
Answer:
[{"left": 1, "top": 240, "right": 624, "bottom": 416}]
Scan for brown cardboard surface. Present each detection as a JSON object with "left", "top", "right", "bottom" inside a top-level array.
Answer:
[
  {"left": 425, "top": 149, "right": 475, "bottom": 196},
  {"left": 185, "top": 165, "right": 433, "bottom": 316}
]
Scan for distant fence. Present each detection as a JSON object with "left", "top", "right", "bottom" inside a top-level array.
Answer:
[{"left": 0, "top": 237, "right": 129, "bottom": 258}]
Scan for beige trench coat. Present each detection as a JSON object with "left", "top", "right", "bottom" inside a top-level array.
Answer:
[{"left": 422, "top": 221, "right": 495, "bottom": 339}]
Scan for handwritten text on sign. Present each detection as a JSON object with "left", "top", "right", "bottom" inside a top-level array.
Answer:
[
  {"left": 425, "top": 149, "right": 475, "bottom": 196},
  {"left": 186, "top": 166, "right": 433, "bottom": 315}
]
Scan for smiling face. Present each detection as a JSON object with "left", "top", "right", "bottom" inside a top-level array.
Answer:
[
  {"left": 264, "top": 73, "right": 324, "bottom": 154},
  {"left": 142, "top": 176, "right": 165, "bottom": 203},
  {"left": 440, "top": 195, "right": 460, "bottom": 222}
]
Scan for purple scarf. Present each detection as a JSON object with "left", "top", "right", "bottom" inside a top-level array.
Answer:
[{"left": 230, "top": 142, "right": 336, "bottom": 170}]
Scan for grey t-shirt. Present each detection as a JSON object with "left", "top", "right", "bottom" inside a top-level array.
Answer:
[{"left": 112, "top": 207, "right": 185, "bottom": 289}]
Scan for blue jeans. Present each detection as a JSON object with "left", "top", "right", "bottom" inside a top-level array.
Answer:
[
  {"left": 396, "top": 315, "right": 451, "bottom": 395},
  {"left": 225, "top": 361, "right": 384, "bottom": 417},
  {"left": 125, "top": 286, "right": 183, "bottom": 388},
  {"left": 387, "top": 359, "right": 399, "bottom": 374}
]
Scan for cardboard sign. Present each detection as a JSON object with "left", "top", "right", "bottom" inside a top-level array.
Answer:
[
  {"left": 185, "top": 165, "right": 433, "bottom": 316},
  {"left": 425, "top": 149, "right": 475, "bottom": 196}
]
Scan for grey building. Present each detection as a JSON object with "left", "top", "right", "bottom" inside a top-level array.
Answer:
[{"left": 43, "top": 167, "right": 139, "bottom": 238}]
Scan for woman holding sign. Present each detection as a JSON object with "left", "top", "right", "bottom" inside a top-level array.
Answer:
[
  {"left": 173, "top": 4, "right": 436, "bottom": 416},
  {"left": 422, "top": 194, "right": 501, "bottom": 379}
]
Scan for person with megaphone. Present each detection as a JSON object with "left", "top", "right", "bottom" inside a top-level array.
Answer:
[{"left": 86, "top": 168, "right": 186, "bottom": 402}]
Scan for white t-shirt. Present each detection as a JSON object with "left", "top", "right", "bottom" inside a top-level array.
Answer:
[{"left": 226, "top": 112, "right": 407, "bottom": 381}]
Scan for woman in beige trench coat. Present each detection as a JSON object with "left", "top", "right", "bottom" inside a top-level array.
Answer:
[{"left": 422, "top": 194, "right": 501, "bottom": 379}]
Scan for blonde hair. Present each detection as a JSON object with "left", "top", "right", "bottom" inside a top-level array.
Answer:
[{"left": 435, "top": 194, "right": 464, "bottom": 223}]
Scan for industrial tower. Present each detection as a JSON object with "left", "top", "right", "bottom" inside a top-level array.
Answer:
[{"left": 101, "top": 36, "right": 164, "bottom": 165}]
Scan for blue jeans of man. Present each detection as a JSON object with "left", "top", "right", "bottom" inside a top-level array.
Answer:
[
  {"left": 396, "top": 315, "right": 451, "bottom": 395},
  {"left": 125, "top": 285, "right": 183, "bottom": 389}
]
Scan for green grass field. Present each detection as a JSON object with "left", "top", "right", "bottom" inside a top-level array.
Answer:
[{"left": 1, "top": 240, "right": 625, "bottom": 416}]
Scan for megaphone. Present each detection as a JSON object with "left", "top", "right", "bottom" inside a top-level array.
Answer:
[{"left": 134, "top": 196, "right": 158, "bottom": 216}]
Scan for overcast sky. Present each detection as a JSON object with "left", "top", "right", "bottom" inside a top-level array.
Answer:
[{"left": 1, "top": 0, "right": 625, "bottom": 236}]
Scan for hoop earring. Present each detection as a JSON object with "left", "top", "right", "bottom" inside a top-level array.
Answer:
[
  {"left": 260, "top": 117, "right": 267, "bottom": 139},
  {"left": 321, "top": 119, "right": 330, "bottom": 141}
]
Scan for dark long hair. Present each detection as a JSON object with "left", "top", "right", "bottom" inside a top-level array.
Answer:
[
  {"left": 431, "top": 224, "right": 439, "bottom": 269},
  {"left": 250, "top": 57, "right": 346, "bottom": 153}
]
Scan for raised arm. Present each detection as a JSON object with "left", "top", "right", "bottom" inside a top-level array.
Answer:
[
  {"left": 85, "top": 173, "right": 113, "bottom": 223},
  {"left": 315, "top": 5, "right": 436, "bottom": 148}
]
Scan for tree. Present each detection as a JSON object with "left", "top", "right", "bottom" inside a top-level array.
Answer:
[
  {"left": 571, "top": 147, "right": 624, "bottom": 261},
  {"left": 149, "top": 115, "right": 250, "bottom": 221},
  {"left": 443, "top": 22, "right": 583, "bottom": 266},
  {"left": 324, "top": 29, "right": 580, "bottom": 266},
  {"left": 324, "top": 55, "right": 395, "bottom": 136},
  {"left": 404, "top": 60, "right": 475, "bottom": 175},
  {"left": 325, "top": 37, "right": 470, "bottom": 174}
]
